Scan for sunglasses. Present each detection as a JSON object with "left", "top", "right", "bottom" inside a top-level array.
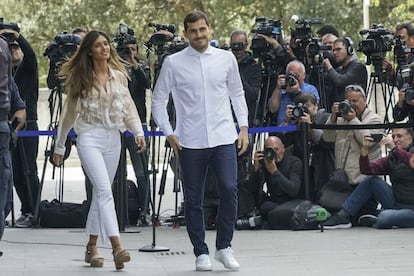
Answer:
[{"left": 345, "top": 85, "right": 365, "bottom": 94}]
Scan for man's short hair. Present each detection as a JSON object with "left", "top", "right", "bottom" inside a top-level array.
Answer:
[
  {"left": 317, "top": 24, "right": 339, "bottom": 37},
  {"left": 230, "top": 30, "right": 248, "bottom": 43},
  {"left": 72, "top": 27, "right": 87, "bottom": 35},
  {"left": 184, "top": 10, "right": 209, "bottom": 30},
  {"left": 396, "top": 22, "right": 414, "bottom": 36},
  {"left": 295, "top": 93, "right": 317, "bottom": 105}
]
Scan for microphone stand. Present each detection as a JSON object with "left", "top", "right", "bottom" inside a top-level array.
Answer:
[{"left": 139, "top": 119, "right": 169, "bottom": 252}]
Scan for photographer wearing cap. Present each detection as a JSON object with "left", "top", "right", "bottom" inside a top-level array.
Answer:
[
  {"left": 268, "top": 60, "right": 319, "bottom": 126},
  {"left": 0, "top": 26, "right": 39, "bottom": 228},
  {"left": 238, "top": 136, "right": 303, "bottom": 230}
]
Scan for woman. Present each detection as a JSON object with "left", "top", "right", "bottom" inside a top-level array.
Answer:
[{"left": 53, "top": 30, "right": 146, "bottom": 270}]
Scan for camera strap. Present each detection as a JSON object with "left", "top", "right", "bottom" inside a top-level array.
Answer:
[{"left": 340, "top": 140, "right": 352, "bottom": 170}]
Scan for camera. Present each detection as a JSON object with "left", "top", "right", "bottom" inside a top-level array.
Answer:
[
  {"left": 147, "top": 22, "right": 176, "bottom": 46},
  {"left": 338, "top": 99, "right": 353, "bottom": 114},
  {"left": 251, "top": 17, "right": 284, "bottom": 59},
  {"left": 236, "top": 214, "right": 262, "bottom": 230},
  {"left": 292, "top": 103, "right": 308, "bottom": 118},
  {"left": 405, "top": 86, "right": 414, "bottom": 101},
  {"left": 371, "top": 133, "right": 383, "bottom": 142},
  {"left": 43, "top": 31, "right": 81, "bottom": 65},
  {"left": 230, "top": 41, "right": 244, "bottom": 51},
  {"left": 357, "top": 24, "right": 393, "bottom": 71},
  {"left": 113, "top": 23, "right": 137, "bottom": 60},
  {"left": 0, "top": 17, "right": 20, "bottom": 32},
  {"left": 263, "top": 148, "right": 276, "bottom": 160},
  {"left": 285, "top": 72, "right": 298, "bottom": 87}
]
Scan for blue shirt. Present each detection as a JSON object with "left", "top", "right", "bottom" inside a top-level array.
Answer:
[{"left": 276, "top": 83, "right": 319, "bottom": 126}]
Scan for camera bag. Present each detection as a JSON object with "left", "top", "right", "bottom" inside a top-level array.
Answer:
[{"left": 38, "top": 199, "right": 88, "bottom": 228}]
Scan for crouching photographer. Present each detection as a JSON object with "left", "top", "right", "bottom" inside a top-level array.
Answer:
[{"left": 237, "top": 136, "right": 304, "bottom": 230}]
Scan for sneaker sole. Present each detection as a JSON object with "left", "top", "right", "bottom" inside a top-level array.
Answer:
[
  {"left": 196, "top": 266, "right": 212, "bottom": 271},
  {"left": 323, "top": 223, "right": 352, "bottom": 230}
]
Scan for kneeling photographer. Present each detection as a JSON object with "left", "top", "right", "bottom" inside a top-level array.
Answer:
[{"left": 237, "top": 136, "right": 303, "bottom": 230}]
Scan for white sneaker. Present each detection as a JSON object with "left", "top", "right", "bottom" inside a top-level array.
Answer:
[
  {"left": 215, "top": 247, "right": 240, "bottom": 270},
  {"left": 195, "top": 254, "right": 212, "bottom": 271}
]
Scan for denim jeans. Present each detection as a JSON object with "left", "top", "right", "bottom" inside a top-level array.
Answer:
[
  {"left": 180, "top": 144, "right": 238, "bottom": 257},
  {"left": 376, "top": 209, "right": 414, "bottom": 229},
  {"left": 342, "top": 176, "right": 395, "bottom": 216}
]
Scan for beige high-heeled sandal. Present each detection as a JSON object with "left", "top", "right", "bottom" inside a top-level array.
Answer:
[
  {"left": 85, "top": 246, "right": 104, "bottom": 267},
  {"left": 112, "top": 248, "right": 130, "bottom": 270}
]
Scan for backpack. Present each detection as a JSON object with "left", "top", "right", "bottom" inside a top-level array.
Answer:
[
  {"left": 127, "top": 180, "right": 140, "bottom": 225},
  {"left": 290, "top": 200, "right": 331, "bottom": 231}
]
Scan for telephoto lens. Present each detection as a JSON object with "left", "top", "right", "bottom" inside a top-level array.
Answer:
[{"left": 285, "top": 73, "right": 298, "bottom": 87}]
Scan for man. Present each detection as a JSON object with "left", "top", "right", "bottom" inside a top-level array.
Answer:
[
  {"left": 383, "top": 22, "right": 414, "bottom": 88},
  {"left": 322, "top": 38, "right": 368, "bottom": 109},
  {"left": 230, "top": 30, "right": 262, "bottom": 127},
  {"left": 323, "top": 128, "right": 414, "bottom": 229},
  {"left": 0, "top": 28, "right": 39, "bottom": 228},
  {"left": 238, "top": 136, "right": 303, "bottom": 230},
  {"left": 152, "top": 11, "right": 248, "bottom": 271},
  {"left": 316, "top": 24, "right": 339, "bottom": 38},
  {"left": 0, "top": 35, "right": 26, "bottom": 256},
  {"left": 322, "top": 85, "right": 382, "bottom": 216},
  {"left": 268, "top": 60, "right": 319, "bottom": 126},
  {"left": 202, "top": 30, "right": 260, "bottom": 229},
  {"left": 282, "top": 93, "right": 335, "bottom": 200}
]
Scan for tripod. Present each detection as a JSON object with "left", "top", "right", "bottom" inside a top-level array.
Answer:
[
  {"left": 33, "top": 84, "right": 66, "bottom": 226},
  {"left": 366, "top": 68, "right": 395, "bottom": 123}
]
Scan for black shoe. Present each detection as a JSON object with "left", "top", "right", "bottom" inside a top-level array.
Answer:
[
  {"left": 358, "top": 214, "right": 377, "bottom": 227},
  {"left": 322, "top": 214, "right": 352, "bottom": 229}
]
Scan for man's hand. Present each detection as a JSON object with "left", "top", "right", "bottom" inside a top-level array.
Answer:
[
  {"left": 330, "top": 102, "right": 339, "bottom": 123},
  {"left": 167, "top": 135, "right": 181, "bottom": 155},
  {"left": 256, "top": 34, "right": 280, "bottom": 49},
  {"left": 237, "top": 126, "right": 249, "bottom": 156},
  {"left": 263, "top": 157, "right": 277, "bottom": 174},
  {"left": 322, "top": 58, "right": 333, "bottom": 70},
  {"left": 361, "top": 135, "right": 373, "bottom": 156}
]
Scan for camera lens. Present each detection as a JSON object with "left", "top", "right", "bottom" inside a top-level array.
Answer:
[
  {"left": 338, "top": 100, "right": 352, "bottom": 114},
  {"left": 285, "top": 73, "right": 297, "bottom": 87}
]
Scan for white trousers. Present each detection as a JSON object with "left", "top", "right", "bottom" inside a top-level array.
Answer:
[{"left": 77, "top": 127, "right": 121, "bottom": 244}]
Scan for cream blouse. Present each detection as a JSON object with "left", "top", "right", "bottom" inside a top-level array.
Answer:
[{"left": 54, "top": 67, "right": 144, "bottom": 155}]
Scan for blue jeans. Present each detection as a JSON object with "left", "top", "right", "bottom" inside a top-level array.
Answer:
[
  {"left": 342, "top": 176, "right": 395, "bottom": 216},
  {"left": 376, "top": 209, "right": 414, "bottom": 229},
  {"left": 180, "top": 144, "right": 238, "bottom": 257}
]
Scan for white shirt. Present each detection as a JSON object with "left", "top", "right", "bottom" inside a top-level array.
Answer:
[{"left": 152, "top": 45, "right": 248, "bottom": 149}]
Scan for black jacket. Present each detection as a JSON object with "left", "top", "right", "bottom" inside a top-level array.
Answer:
[{"left": 14, "top": 35, "right": 38, "bottom": 120}]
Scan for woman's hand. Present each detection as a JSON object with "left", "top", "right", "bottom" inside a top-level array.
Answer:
[{"left": 135, "top": 136, "right": 146, "bottom": 153}]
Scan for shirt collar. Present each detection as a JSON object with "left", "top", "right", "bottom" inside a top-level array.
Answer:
[{"left": 187, "top": 45, "right": 214, "bottom": 56}]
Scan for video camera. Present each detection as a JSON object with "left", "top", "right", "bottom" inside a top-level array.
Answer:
[
  {"left": 251, "top": 17, "right": 284, "bottom": 59},
  {"left": 0, "top": 17, "right": 20, "bottom": 32},
  {"left": 43, "top": 31, "right": 81, "bottom": 65},
  {"left": 0, "top": 17, "right": 20, "bottom": 43},
  {"left": 113, "top": 23, "right": 137, "bottom": 60},
  {"left": 145, "top": 22, "right": 187, "bottom": 65},
  {"left": 357, "top": 24, "right": 393, "bottom": 70},
  {"left": 290, "top": 16, "right": 323, "bottom": 41}
]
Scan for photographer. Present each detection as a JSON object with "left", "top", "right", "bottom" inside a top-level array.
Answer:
[
  {"left": 230, "top": 30, "right": 262, "bottom": 126},
  {"left": 383, "top": 22, "right": 414, "bottom": 88},
  {"left": 268, "top": 60, "right": 319, "bottom": 126},
  {"left": 393, "top": 63, "right": 414, "bottom": 124},
  {"left": 238, "top": 136, "right": 303, "bottom": 230},
  {"left": 282, "top": 93, "right": 334, "bottom": 200},
  {"left": 0, "top": 27, "right": 39, "bottom": 228},
  {"left": 116, "top": 29, "right": 152, "bottom": 225},
  {"left": 0, "top": 35, "right": 26, "bottom": 253},
  {"left": 322, "top": 38, "right": 368, "bottom": 109}
]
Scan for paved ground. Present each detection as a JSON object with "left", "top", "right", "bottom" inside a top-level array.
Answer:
[{"left": 2, "top": 165, "right": 414, "bottom": 276}]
